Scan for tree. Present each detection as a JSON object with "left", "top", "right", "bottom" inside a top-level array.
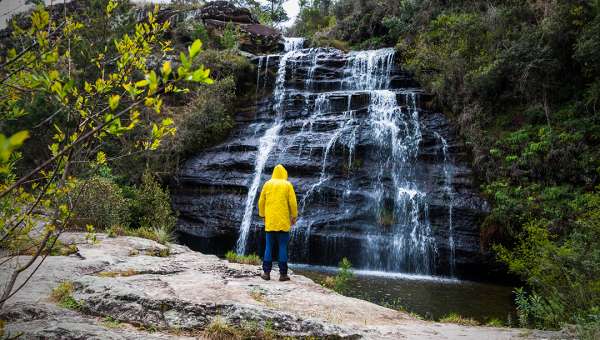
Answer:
[
  {"left": 0, "top": 0, "right": 212, "bottom": 309},
  {"left": 266, "top": 0, "right": 289, "bottom": 25}
]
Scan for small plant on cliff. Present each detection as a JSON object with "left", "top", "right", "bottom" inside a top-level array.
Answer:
[
  {"left": 220, "top": 22, "right": 239, "bottom": 50},
  {"left": 50, "top": 281, "right": 81, "bottom": 310},
  {"left": 225, "top": 251, "right": 261, "bottom": 265},
  {"left": 323, "top": 257, "right": 354, "bottom": 294}
]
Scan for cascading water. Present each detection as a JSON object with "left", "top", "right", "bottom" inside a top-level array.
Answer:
[
  {"left": 236, "top": 38, "right": 305, "bottom": 254},
  {"left": 435, "top": 131, "right": 455, "bottom": 276},
  {"left": 176, "top": 38, "right": 488, "bottom": 277},
  {"left": 241, "top": 44, "right": 437, "bottom": 273}
]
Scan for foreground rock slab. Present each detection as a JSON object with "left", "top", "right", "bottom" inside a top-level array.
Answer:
[{"left": 1, "top": 234, "right": 568, "bottom": 339}]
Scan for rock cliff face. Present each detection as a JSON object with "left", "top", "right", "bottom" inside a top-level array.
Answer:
[
  {"left": 172, "top": 42, "right": 492, "bottom": 279},
  {"left": 1, "top": 233, "right": 564, "bottom": 339}
]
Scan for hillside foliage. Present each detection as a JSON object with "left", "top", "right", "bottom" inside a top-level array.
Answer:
[
  {"left": 0, "top": 0, "right": 253, "bottom": 307},
  {"left": 293, "top": 0, "right": 600, "bottom": 333}
]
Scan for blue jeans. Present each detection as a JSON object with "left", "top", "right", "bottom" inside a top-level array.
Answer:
[{"left": 263, "top": 231, "right": 289, "bottom": 274}]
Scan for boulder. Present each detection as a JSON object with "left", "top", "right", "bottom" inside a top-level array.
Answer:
[
  {"left": 199, "top": 1, "right": 282, "bottom": 54},
  {"left": 200, "top": 0, "right": 258, "bottom": 24}
]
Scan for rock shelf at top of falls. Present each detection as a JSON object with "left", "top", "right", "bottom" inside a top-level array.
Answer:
[
  {"left": 0, "top": 232, "right": 568, "bottom": 339},
  {"left": 172, "top": 40, "right": 494, "bottom": 280}
]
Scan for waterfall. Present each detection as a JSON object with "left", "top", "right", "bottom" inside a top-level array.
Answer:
[
  {"left": 236, "top": 38, "right": 305, "bottom": 254},
  {"left": 435, "top": 132, "right": 455, "bottom": 276},
  {"left": 344, "top": 48, "right": 395, "bottom": 90},
  {"left": 362, "top": 90, "right": 435, "bottom": 273},
  {"left": 284, "top": 37, "right": 305, "bottom": 51},
  {"left": 228, "top": 41, "right": 460, "bottom": 274}
]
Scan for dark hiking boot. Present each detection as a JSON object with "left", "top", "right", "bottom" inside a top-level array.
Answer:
[
  {"left": 260, "top": 272, "right": 270, "bottom": 281},
  {"left": 279, "top": 274, "right": 290, "bottom": 282}
]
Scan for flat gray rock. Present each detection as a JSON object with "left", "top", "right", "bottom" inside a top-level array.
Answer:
[{"left": 1, "top": 233, "right": 570, "bottom": 339}]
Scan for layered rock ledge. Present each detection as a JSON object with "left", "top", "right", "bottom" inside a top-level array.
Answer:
[{"left": 1, "top": 234, "right": 567, "bottom": 339}]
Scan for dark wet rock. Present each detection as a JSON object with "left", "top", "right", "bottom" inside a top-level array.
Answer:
[
  {"left": 200, "top": 1, "right": 258, "bottom": 24},
  {"left": 197, "top": 1, "right": 281, "bottom": 54}
]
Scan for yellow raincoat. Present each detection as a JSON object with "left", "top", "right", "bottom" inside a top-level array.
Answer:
[{"left": 258, "top": 164, "right": 298, "bottom": 232}]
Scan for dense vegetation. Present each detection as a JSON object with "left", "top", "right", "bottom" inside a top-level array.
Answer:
[
  {"left": 293, "top": 0, "right": 600, "bottom": 334},
  {"left": 0, "top": 0, "right": 256, "bottom": 307}
]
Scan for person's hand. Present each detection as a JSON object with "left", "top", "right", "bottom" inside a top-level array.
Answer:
[{"left": 291, "top": 217, "right": 297, "bottom": 226}]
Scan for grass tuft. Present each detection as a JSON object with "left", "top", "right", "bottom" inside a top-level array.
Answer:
[
  {"left": 225, "top": 251, "right": 261, "bottom": 265},
  {"left": 97, "top": 268, "right": 139, "bottom": 277},
  {"left": 205, "top": 317, "right": 240, "bottom": 340},
  {"left": 124, "top": 225, "right": 174, "bottom": 245},
  {"left": 485, "top": 318, "right": 505, "bottom": 327},
  {"left": 50, "top": 281, "right": 81, "bottom": 310},
  {"left": 439, "top": 313, "right": 480, "bottom": 326},
  {"left": 204, "top": 317, "right": 278, "bottom": 340},
  {"left": 102, "top": 316, "right": 122, "bottom": 329}
]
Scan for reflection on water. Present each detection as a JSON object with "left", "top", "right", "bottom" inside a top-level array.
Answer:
[{"left": 293, "top": 264, "right": 516, "bottom": 323}]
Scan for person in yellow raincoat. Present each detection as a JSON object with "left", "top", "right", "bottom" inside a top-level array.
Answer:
[{"left": 258, "top": 164, "right": 298, "bottom": 281}]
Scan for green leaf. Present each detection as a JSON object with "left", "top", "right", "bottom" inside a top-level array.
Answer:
[
  {"left": 96, "top": 151, "right": 107, "bottom": 165},
  {"left": 8, "top": 130, "right": 30, "bottom": 147},
  {"left": 161, "top": 61, "right": 172, "bottom": 77},
  {"left": 147, "top": 71, "right": 158, "bottom": 93},
  {"left": 188, "top": 39, "right": 202, "bottom": 59},
  {"left": 108, "top": 95, "right": 120, "bottom": 111},
  {"left": 190, "top": 67, "right": 212, "bottom": 83},
  {"left": 135, "top": 79, "right": 148, "bottom": 88},
  {"left": 180, "top": 52, "right": 190, "bottom": 69}
]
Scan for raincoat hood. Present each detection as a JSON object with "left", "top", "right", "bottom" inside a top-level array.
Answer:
[
  {"left": 259, "top": 164, "right": 297, "bottom": 232},
  {"left": 271, "top": 164, "right": 288, "bottom": 180}
]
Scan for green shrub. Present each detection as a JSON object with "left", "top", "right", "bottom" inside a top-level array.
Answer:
[
  {"left": 225, "top": 251, "right": 261, "bottom": 265},
  {"left": 72, "top": 176, "right": 130, "bottom": 229},
  {"left": 107, "top": 224, "right": 126, "bottom": 238},
  {"left": 495, "top": 191, "right": 600, "bottom": 329},
  {"left": 220, "top": 22, "right": 239, "bottom": 50},
  {"left": 323, "top": 257, "right": 354, "bottom": 294},
  {"left": 195, "top": 50, "right": 253, "bottom": 81},
  {"left": 204, "top": 316, "right": 278, "bottom": 340},
  {"left": 167, "top": 77, "right": 235, "bottom": 157},
  {"left": 125, "top": 226, "right": 174, "bottom": 246},
  {"left": 309, "top": 34, "right": 350, "bottom": 51},
  {"left": 576, "top": 308, "right": 600, "bottom": 340},
  {"left": 128, "top": 171, "right": 176, "bottom": 231},
  {"left": 513, "top": 288, "right": 562, "bottom": 329},
  {"left": 485, "top": 318, "right": 505, "bottom": 327},
  {"left": 192, "top": 23, "right": 210, "bottom": 45}
]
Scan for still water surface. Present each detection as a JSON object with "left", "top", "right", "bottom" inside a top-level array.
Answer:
[{"left": 292, "top": 264, "right": 516, "bottom": 324}]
